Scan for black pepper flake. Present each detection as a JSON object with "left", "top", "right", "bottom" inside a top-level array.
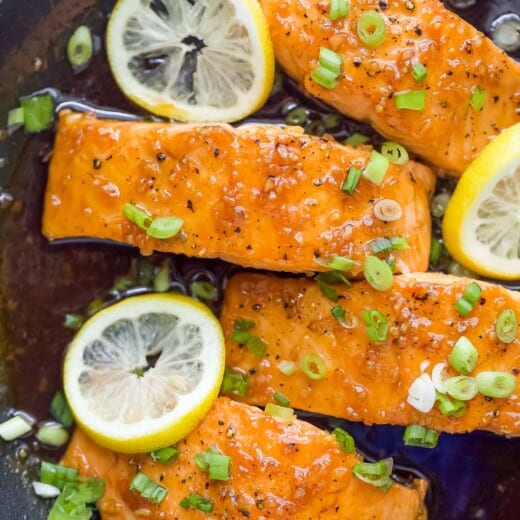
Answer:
[
  {"left": 353, "top": 58, "right": 362, "bottom": 68},
  {"left": 186, "top": 200, "right": 194, "bottom": 212},
  {"left": 249, "top": 368, "right": 257, "bottom": 375},
  {"left": 378, "top": 1, "right": 388, "bottom": 10},
  {"left": 214, "top": 148, "right": 220, "bottom": 157},
  {"left": 156, "top": 152, "right": 167, "bottom": 161},
  {"left": 253, "top": 303, "right": 262, "bottom": 311},
  {"left": 93, "top": 158, "right": 101, "bottom": 169},
  {"left": 414, "top": 26, "right": 422, "bottom": 36},
  {"left": 246, "top": 244, "right": 253, "bottom": 250},
  {"left": 218, "top": 420, "right": 224, "bottom": 426}
]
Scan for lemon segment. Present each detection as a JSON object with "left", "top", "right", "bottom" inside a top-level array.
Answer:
[
  {"left": 106, "top": 0, "right": 275, "bottom": 122},
  {"left": 63, "top": 294, "right": 225, "bottom": 453},
  {"left": 443, "top": 123, "right": 520, "bottom": 280}
]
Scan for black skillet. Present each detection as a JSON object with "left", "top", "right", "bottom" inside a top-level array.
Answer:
[{"left": 1, "top": 0, "right": 520, "bottom": 518}]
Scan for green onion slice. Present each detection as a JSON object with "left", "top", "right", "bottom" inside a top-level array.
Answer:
[
  {"left": 475, "top": 371, "right": 516, "bottom": 398},
  {"left": 40, "top": 461, "right": 78, "bottom": 490},
  {"left": 436, "top": 391, "right": 467, "bottom": 417},
  {"left": 150, "top": 446, "right": 179, "bottom": 464},
  {"left": 429, "top": 237, "right": 443, "bottom": 266},
  {"left": 341, "top": 167, "right": 363, "bottom": 195},
  {"left": 363, "top": 256, "right": 393, "bottom": 291},
  {"left": 315, "top": 270, "right": 351, "bottom": 302},
  {"left": 123, "top": 203, "right": 152, "bottom": 230},
  {"left": 153, "top": 263, "right": 170, "bottom": 292},
  {"left": 357, "top": 11, "right": 386, "bottom": 48},
  {"left": 470, "top": 86, "right": 486, "bottom": 111},
  {"left": 403, "top": 425, "right": 439, "bottom": 448},
  {"left": 395, "top": 90, "right": 426, "bottom": 111},
  {"left": 180, "top": 493, "right": 214, "bottom": 513},
  {"left": 362, "top": 309, "right": 388, "bottom": 342},
  {"left": 431, "top": 192, "right": 452, "bottom": 218},
  {"left": 36, "top": 423, "right": 69, "bottom": 448},
  {"left": 231, "top": 330, "right": 266, "bottom": 357},
  {"left": 47, "top": 479, "right": 105, "bottom": 519},
  {"left": 67, "top": 25, "right": 93, "bottom": 70},
  {"left": 220, "top": 366, "right": 250, "bottom": 397},
  {"left": 319, "top": 47, "right": 343, "bottom": 76},
  {"left": 233, "top": 318, "right": 256, "bottom": 331},
  {"left": 285, "top": 106, "right": 309, "bottom": 126},
  {"left": 449, "top": 336, "right": 479, "bottom": 375},
  {"left": 454, "top": 297, "right": 473, "bottom": 317},
  {"left": 496, "top": 309, "right": 518, "bottom": 343},
  {"left": 190, "top": 280, "right": 218, "bottom": 302},
  {"left": 311, "top": 65, "right": 339, "bottom": 89},
  {"left": 331, "top": 305, "right": 346, "bottom": 323},
  {"left": 363, "top": 150, "right": 389, "bottom": 185},
  {"left": 462, "top": 282, "right": 482, "bottom": 305},
  {"left": 353, "top": 458, "right": 393, "bottom": 491},
  {"left": 317, "top": 254, "right": 355, "bottom": 272},
  {"left": 20, "top": 94, "right": 54, "bottom": 133},
  {"left": 370, "top": 236, "right": 408, "bottom": 254},
  {"left": 343, "top": 133, "right": 370, "bottom": 147},
  {"left": 0, "top": 415, "right": 32, "bottom": 441},
  {"left": 277, "top": 360, "right": 297, "bottom": 376},
  {"left": 64, "top": 313, "right": 84, "bottom": 330},
  {"left": 444, "top": 376, "right": 479, "bottom": 401},
  {"left": 265, "top": 402, "right": 295, "bottom": 420},
  {"left": 329, "top": 0, "right": 349, "bottom": 20},
  {"left": 193, "top": 446, "right": 231, "bottom": 481},
  {"left": 7, "top": 106, "right": 24, "bottom": 135},
  {"left": 147, "top": 216, "right": 183, "bottom": 239},
  {"left": 411, "top": 63, "right": 427, "bottom": 82},
  {"left": 130, "top": 472, "right": 168, "bottom": 504},
  {"left": 50, "top": 391, "right": 74, "bottom": 428},
  {"left": 300, "top": 354, "right": 327, "bottom": 380},
  {"left": 381, "top": 142, "right": 409, "bottom": 165},
  {"left": 274, "top": 391, "right": 290, "bottom": 407},
  {"left": 332, "top": 427, "right": 355, "bottom": 453}
]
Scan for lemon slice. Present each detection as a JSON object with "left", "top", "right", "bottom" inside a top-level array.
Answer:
[
  {"left": 106, "top": 0, "right": 275, "bottom": 122},
  {"left": 63, "top": 293, "right": 225, "bottom": 453},
  {"left": 443, "top": 123, "right": 520, "bottom": 280}
]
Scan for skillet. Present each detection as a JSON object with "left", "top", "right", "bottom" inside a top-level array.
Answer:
[{"left": 1, "top": 0, "right": 520, "bottom": 518}]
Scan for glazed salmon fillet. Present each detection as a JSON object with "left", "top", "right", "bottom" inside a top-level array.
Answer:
[
  {"left": 42, "top": 111, "right": 435, "bottom": 275},
  {"left": 62, "top": 398, "right": 428, "bottom": 519},
  {"left": 222, "top": 273, "right": 520, "bottom": 436},
  {"left": 258, "top": 0, "right": 520, "bottom": 175}
]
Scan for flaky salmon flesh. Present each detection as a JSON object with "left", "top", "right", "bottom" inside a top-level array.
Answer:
[
  {"left": 222, "top": 272, "right": 520, "bottom": 436},
  {"left": 258, "top": 0, "right": 520, "bottom": 175},
  {"left": 62, "top": 398, "right": 427, "bottom": 520},
  {"left": 42, "top": 111, "right": 435, "bottom": 275}
]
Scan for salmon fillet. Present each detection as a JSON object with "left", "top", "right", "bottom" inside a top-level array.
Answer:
[
  {"left": 222, "top": 273, "right": 520, "bottom": 435},
  {"left": 258, "top": 0, "right": 520, "bottom": 175},
  {"left": 62, "top": 398, "right": 427, "bottom": 519},
  {"left": 42, "top": 111, "right": 435, "bottom": 275}
]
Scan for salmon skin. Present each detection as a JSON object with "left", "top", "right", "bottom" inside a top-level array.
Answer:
[
  {"left": 42, "top": 111, "right": 435, "bottom": 275},
  {"left": 62, "top": 397, "right": 427, "bottom": 519},
  {"left": 258, "top": 0, "right": 520, "bottom": 175},
  {"left": 222, "top": 273, "right": 520, "bottom": 436}
]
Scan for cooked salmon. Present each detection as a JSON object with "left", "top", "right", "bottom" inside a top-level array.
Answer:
[
  {"left": 258, "top": 0, "right": 520, "bottom": 175},
  {"left": 62, "top": 397, "right": 427, "bottom": 519},
  {"left": 42, "top": 111, "right": 435, "bottom": 275},
  {"left": 222, "top": 273, "right": 520, "bottom": 436}
]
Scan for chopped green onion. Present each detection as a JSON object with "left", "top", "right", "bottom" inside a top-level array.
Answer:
[
  {"left": 353, "top": 459, "right": 393, "bottom": 491},
  {"left": 220, "top": 366, "right": 250, "bottom": 397},
  {"left": 0, "top": 415, "right": 32, "bottom": 441},
  {"left": 463, "top": 282, "right": 482, "bottom": 305},
  {"left": 32, "top": 481, "right": 61, "bottom": 498},
  {"left": 449, "top": 336, "right": 479, "bottom": 375},
  {"left": 343, "top": 133, "right": 370, "bottom": 147},
  {"left": 123, "top": 203, "right": 151, "bottom": 230},
  {"left": 110, "top": 276, "right": 135, "bottom": 293},
  {"left": 300, "top": 354, "right": 327, "bottom": 380},
  {"left": 341, "top": 167, "right": 363, "bottom": 194},
  {"left": 48, "top": 480, "right": 105, "bottom": 520},
  {"left": 153, "top": 263, "right": 170, "bottom": 292},
  {"left": 454, "top": 297, "right": 473, "bottom": 316},
  {"left": 274, "top": 391, "right": 290, "bottom": 406},
  {"left": 311, "top": 65, "right": 339, "bottom": 89},
  {"left": 332, "top": 427, "right": 355, "bottom": 453},
  {"left": 150, "top": 446, "right": 179, "bottom": 464},
  {"left": 329, "top": 0, "right": 349, "bottom": 20},
  {"left": 40, "top": 461, "right": 78, "bottom": 490},
  {"left": 318, "top": 47, "right": 343, "bottom": 76},
  {"left": 265, "top": 403, "right": 295, "bottom": 420},
  {"left": 67, "top": 26, "right": 93, "bottom": 70},
  {"left": 496, "top": 309, "right": 518, "bottom": 343},
  {"left": 411, "top": 63, "right": 427, "bottom": 82},
  {"left": 381, "top": 142, "right": 409, "bottom": 165},
  {"left": 363, "top": 150, "right": 389, "bottom": 185},
  {"left": 63, "top": 313, "right": 84, "bottom": 330},
  {"left": 190, "top": 280, "right": 218, "bottom": 302},
  {"left": 357, "top": 11, "right": 386, "bottom": 48},
  {"left": 363, "top": 256, "right": 393, "bottom": 291},
  {"left": 429, "top": 237, "right": 443, "bottom": 266},
  {"left": 403, "top": 425, "right": 439, "bottom": 448},
  {"left": 430, "top": 192, "right": 451, "bottom": 218},
  {"left": 370, "top": 236, "right": 409, "bottom": 254},
  {"left": 444, "top": 376, "right": 479, "bottom": 401},
  {"left": 147, "top": 216, "right": 183, "bottom": 239},
  {"left": 362, "top": 309, "right": 388, "bottom": 342},
  {"left": 475, "top": 371, "right": 516, "bottom": 398},
  {"left": 322, "top": 113, "right": 342, "bottom": 129},
  {"left": 20, "top": 94, "right": 54, "bottom": 133},
  {"left": 36, "top": 423, "right": 69, "bottom": 447},
  {"left": 7, "top": 106, "right": 24, "bottom": 134},
  {"left": 231, "top": 330, "right": 266, "bottom": 357},
  {"left": 233, "top": 318, "right": 256, "bottom": 331},
  {"left": 277, "top": 360, "right": 297, "bottom": 376},
  {"left": 129, "top": 472, "right": 168, "bottom": 505},
  {"left": 285, "top": 106, "right": 309, "bottom": 126},
  {"left": 193, "top": 446, "right": 231, "bottom": 480},
  {"left": 331, "top": 305, "right": 346, "bottom": 323},
  {"left": 436, "top": 391, "right": 467, "bottom": 417},
  {"left": 395, "top": 90, "right": 426, "bottom": 111},
  {"left": 180, "top": 493, "right": 214, "bottom": 513},
  {"left": 470, "top": 86, "right": 486, "bottom": 111},
  {"left": 317, "top": 254, "right": 355, "bottom": 272},
  {"left": 315, "top": 270, "right": 350, "bottom": 302}
]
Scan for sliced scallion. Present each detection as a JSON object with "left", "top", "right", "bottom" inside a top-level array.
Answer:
[
  {"left": 277, "top": 360, "right": 297, "bottom": 376},
  {"left": 343, "top": 133, "right": 370, "bottom": 147},
  {"left": 475, "top": 371, "right": 516, "bottom": 398},
  {"left": 329, "top": 0, "right": 349, "bottom": 20},
  {"left": 180, "top": 493, "right": 214, "bottom": 513},
  {"left": 403, "top": 425, "right": 439, "bottom": 448},
  {"left": 47, "top": 479, "right": 105, "bottom": 518},
  {"left": 449, "top": 336, "right": 479, "bottom": 375},
  {"left": 470, "top": 86, "right": 486, "bottom": 111},
  {"left": 381, "top": 142, "right": 409, "bottom": 165},
  {"left": 274, "top": 391, "right": 290, "bottom": 407},
  {"left": 317, "top": 254, "right": 355, "bottom": 272},
  {"left": 315, "top": 270, "right": 350, "bottom": 302},
  {"left": 411, "top": 63, "right": 427, "bottom": 83},
  {"left": 429, "top": 237, "right": 443, "bottom": 266},
  {"left": 353, "top": 459, "right": 393, "bottom": 491},
  {"left": 395, "top": 90, "right": 426, "bottom": 111},
  {"left": 454, "top": 282, "right": 481, "bottom": 316},
  {"left": 231, "top": 330, "right": 266, "bottom": 357},
  {"left": 285, "top": 106, "right": 309, "bottom": 126},
  {"left": 436, "top": 391, "right": 467, "bottom": 417},
  {"left": 67, "top": 26, "right": 93, "bottom": 71},
  {"left": 363, "top": 150, "right": 389, "bottom": 185},
  {"left": 311, "top": 65, "right": 339, "bottom": 89},
  {"left": 341, "top": 167, "right": 363, "bottom": 194},
  {"left": 193, "top": 446, "right": 231, "bottom": 481},
  {"left": 370, "top": 236, "right": 408, "bottom": 254},
  {"left": 431, "top": 192, "right": 451, "bottom": 218},
  {"left": 51, "top": 391, "right": 73, "bottom": 428},
  {"left": 318, "top": 47, "right": 343, "bottom": 76},
  {"left": 444, "top": 376, "right": 479, "bottom": 401},
  {"left": 300, "top": 354, "right": 327, "bottom": 380},
  {"left": 190, "top": 280, "right": 218, "bottom": 302},
  {"left": 265, "top": 402, "right": 295, "bottom": 420},
  {"left": 454, "top": 297, "right": 473, "bottom": 316},
  {"left": 20, "top": 94, "right": 54, "bottom": 133},
  {"left": 63, "top": 313, "right": 83, "bottom": 330},
  {"left": 332, "top": 427, "right": 355, "bottom": 453},
  {"left": 129, "top": 472, "right": 168, "bottom": 505},
  {"left": 0, "top": 415, "right": 32, "bottom": 441},
  {"left": 362, "top": 309, "right": 388, "bottom": 342},
  {"left": 147, "top": 216, "right": 183, "bottom": 239},
  {"left": 153, "top": 263, "right": 170, "bottom": 292},
  {"left": 220, "top": 366, "right": 250, "bottom": 397},
  {"left": 331, "top": 305, "right": 346, "bottom": 323},
  {"left": 7, "top": 106, "right": 24, "bottom": 135},
  {"left": 150, "top": 446, "right": 179, "bottom": 464},
  {"left": 123, "top": 203, "right": 151, "bottom": 230},
  {"left": 496, "top": 309, "right": 518, "bottom": 343},
  {"left": 357, "top": 11, "right": 386, "bottom": 48},
  {"left": 233, "top": 318, "right": 255, "bottom": 331},
  {"left": 32, "top": 481, "right": 61, "bottom": 499},
  {"left": 36, "top": 423, "right": 69, "bottom": 448},
  {"left": 40, "top": 461, "right": 78, "bottom": 490},
  {"left": 363, "top": 256, "right": 393, "bottom": 291}
]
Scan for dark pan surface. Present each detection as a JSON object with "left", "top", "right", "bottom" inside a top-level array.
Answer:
[{"left": 1, "top": 1, "right": 520, "bottom": 518}]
